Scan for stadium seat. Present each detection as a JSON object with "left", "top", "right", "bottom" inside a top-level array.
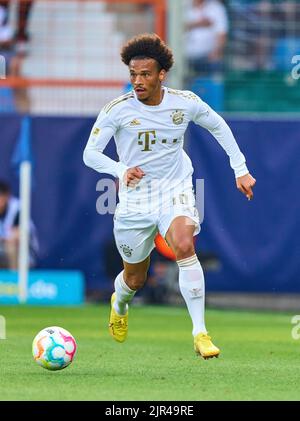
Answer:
[
  {"left": 189, "top": 77, "right": 224, "bottom": 112},
  {"left": 225, "top": 70, "right": 300, "bottom": 112},
  {"left": 0, "top": 87, "right": 16, "bottom": 113},
  {"left": 272, "top": 37, "right": 300, "bottom": 70}
]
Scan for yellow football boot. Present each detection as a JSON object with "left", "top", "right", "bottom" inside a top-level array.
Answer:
[
  {"left": 194, "top": 332, "right": 220, "bottom": 359},
  {"left": 108, "top": 292, "right": 128, "bottom": 343}
]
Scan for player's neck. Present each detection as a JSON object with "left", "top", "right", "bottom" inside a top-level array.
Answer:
[{"left": 139, "top": 87, "right": 164, "bottom": 106}]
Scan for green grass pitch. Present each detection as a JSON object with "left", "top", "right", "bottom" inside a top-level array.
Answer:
[{"left": 0, "top": 304, "right": 299, "bottom": 401}]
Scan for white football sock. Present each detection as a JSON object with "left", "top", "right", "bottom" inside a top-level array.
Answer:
[
  {"left": 113, "top": 270, "right": 136, "bottom": 316},
  {"left": 177, "top": 254, "right": 207, "bottom": 336}
]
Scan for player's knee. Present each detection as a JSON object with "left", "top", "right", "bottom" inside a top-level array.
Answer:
[
  {"left": 124, "top": 272, "right": 147, "bottom": 290},
  {"left": 173, "top": 238, "right": 194, "bottom": 260}
]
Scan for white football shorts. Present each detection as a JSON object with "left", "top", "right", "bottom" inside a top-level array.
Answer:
[{"left": 113, "top": 179, "right": 200, "bottom": 264}]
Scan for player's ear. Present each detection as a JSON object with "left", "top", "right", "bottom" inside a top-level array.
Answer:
[{"left": 159, "top": 69, "right": 166, "bottom": 82}]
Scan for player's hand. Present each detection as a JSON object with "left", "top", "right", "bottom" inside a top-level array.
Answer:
[
  {"left": 124, "top": 166, "right": 145, "bottom": 187},
  {"left": 236, "top": 173, "right": 256, "bottom": 201}
]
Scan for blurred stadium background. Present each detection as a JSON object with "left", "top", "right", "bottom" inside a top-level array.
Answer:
[{"left": 0, "top": 0, "right": 299, "bottom": 311}]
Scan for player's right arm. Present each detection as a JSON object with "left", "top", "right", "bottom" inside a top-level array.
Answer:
[
  {"left": 83, "top": 110, "right": 129, "bottom": 180},
  {"left": 83, "top": 111, "right": 145, "bottom": 186}
]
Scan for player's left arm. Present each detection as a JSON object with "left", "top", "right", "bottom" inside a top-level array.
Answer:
[{"left": 191, "top": 98, "right": 256, "bottom": 200}]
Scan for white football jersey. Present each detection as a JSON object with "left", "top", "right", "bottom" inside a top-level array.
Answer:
[{"left": 84, "top": 86, "right": 248, "bottom": 211}]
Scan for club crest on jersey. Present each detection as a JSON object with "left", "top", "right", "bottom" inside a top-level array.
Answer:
[
  {"left": 120, "top": 244, "right": 133, "bottom": 257},
  {"left": 130, "top": 119, "right": 141, "bottom": 126},
  {"left": 171, "top": 110, "right": 184, "bottom": 125}
]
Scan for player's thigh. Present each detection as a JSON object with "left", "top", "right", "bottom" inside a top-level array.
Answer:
[
  {"left": 164, "top": 216, "right": 196, "bottom": 254},
  {"left": 158, "top": 186, "right": 200, "bottom": 256},
  {"left": 166, "top": 215, "right": 196, "bottom": 242},
  {"left": 113, "top": 217, "right": 157, "bottom": 265},
  {"left": 159, "top": 202, "right": 200, "bottom": 247}
]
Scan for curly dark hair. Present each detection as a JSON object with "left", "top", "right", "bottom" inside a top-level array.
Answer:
[{"left": 121, "top": 33, "right": 174, "bottom": 72}]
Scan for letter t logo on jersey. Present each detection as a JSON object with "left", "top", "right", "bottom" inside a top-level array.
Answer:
[{"left": 138, "top": 130, "right": 157, "bottom": 152}]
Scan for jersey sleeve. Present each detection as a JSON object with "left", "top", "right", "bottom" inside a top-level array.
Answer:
[
  {"left": 83, "top": 110, "right": 129, "bottom": 179},
  {"left": 190, "top": 95, "right": 248, "bottom": 178}
]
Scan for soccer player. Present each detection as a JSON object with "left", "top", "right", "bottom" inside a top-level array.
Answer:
[{"left": 83, "top": 33, "right": 256, "bottom": 359}]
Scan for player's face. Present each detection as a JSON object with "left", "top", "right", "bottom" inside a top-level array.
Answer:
[{"left": 129, "top": 58, "right": 166, "bottom": 105}]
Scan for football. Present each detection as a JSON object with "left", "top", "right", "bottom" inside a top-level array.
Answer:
[{"left": 32, "top": 326, "right": 77, "bottom": 371}]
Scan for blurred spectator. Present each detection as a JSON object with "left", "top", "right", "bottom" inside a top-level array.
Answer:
[
  {"left": 0, "top": 1, "right": 14, "bottom": 80},
  {"left": 0, "top": 2, "right": 12, "bottom": 48},
  {"left": 0, "top": 0, "right": 32, "bottom": 49},
  {"left": 0, "top": 180, "right": 39, "bottom": 269},
  {"left": 185, "top": 0, "right": 228, "bottom": 76},
  {"left": 0, "top": 0, "right": 33, "bottom": 112}
]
